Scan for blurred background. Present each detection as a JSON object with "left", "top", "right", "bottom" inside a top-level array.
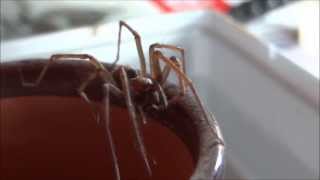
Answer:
[
  {"left": 1, "top": 0, "right": 319, "bottom": 179},
  {"left": 1, "top": 0, "right": 319, "bottom": 77}
]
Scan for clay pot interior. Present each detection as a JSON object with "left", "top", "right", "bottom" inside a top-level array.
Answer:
[{"left": 1, "top": 95, "right": 194, "bottom": 180}]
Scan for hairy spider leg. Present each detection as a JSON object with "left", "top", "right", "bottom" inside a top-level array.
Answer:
[
  {"left": 20, "top": 54, "right": 107, "bottom": 87},
  {"left": 111, "top": 21, "right": 147, "bottom": 77},
  {"left": 119, "top": 67, "right": 152, "bottom": 177},
  {"left": 20, "top": 54, "right": 114, "bottom": 124},
  {"left": 149, "top": 44, "right": 186, "bottom": 95},
  {"left": 151, "top": 50, "right": 221, "bottom": 139},
  {"left": 102, "top": 83, "right": 124, "bottom": 180}
]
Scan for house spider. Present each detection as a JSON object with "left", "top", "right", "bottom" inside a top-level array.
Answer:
[{"left": 20, "top": 20, "right": 213, "bottom": 180}]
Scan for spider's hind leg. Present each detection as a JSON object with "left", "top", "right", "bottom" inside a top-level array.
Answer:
[
  {"left": 119, "top": 66, "right": 152, "bottom": 177},
  {"left": 101, "top": 83, "right": 123, "bottom": 180}
]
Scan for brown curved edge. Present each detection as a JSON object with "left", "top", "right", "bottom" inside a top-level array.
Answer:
[{"left": 0, "top": 59, "right": 225, "bottom": 180}]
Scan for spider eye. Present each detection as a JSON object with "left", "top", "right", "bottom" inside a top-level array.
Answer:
[
  {"left": 170, "top": 56, "right": 177, "bottom": 61},
  {"left": 126, "top": 69, "right": 138, "bottom": 78}
]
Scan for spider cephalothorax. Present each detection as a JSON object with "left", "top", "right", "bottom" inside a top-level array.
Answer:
[{"left": 130, "top": 76, "right": 168, "bottom": 111}]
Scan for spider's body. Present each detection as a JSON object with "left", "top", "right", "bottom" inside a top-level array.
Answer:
[
  {"left": 131, "top": 76, "right": 155, "bottom": 93},
  {"left": 131, "top": 76, "right": 167, "bottom": 111},
  {"left": 112, "top": 66, "right": 167, "bottom": 114}
]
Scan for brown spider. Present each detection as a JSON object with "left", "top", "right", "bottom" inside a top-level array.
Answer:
[{"left": 20, "top": 21, "right": 212, "bottom": 180}]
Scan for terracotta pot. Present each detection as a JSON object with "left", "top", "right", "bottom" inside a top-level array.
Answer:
[{"left": 0, "top": 60, "right": 225, "bottom": 180}]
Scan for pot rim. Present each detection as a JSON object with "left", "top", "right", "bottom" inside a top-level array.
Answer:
[{"left": 0, "top": 59, "right": 225, "bottom": 180}]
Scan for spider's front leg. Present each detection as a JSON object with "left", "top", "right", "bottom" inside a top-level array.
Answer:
[
  {"left": 150, "top": 50, "right": 219, "bottom": 137},
  {"left": 149, "top": 44, "right": 187, "bottom": 96},
  {"left": 111, "top": 21, "right": 147, "bottom": 77},
  {"left": 149, "top": 51, "right": 186, "bottom": 109}
]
